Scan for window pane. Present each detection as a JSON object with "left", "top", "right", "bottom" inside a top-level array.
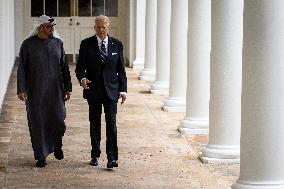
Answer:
[
  {"left": 105, "top": 0, "right": 117, "bottom": 17},
  {"left": 78, "top": 0, "right": 91, "bottom": 16},
  {"left": 92, "top": 0, "right": 104, "bottom": 16},
  {"left": 59, "top": 0, "right": 71, "bottom": 16},
  {"left": 31, "top": 0, "right": 43, "bottom": 17},
  {"left": 45, "top": 0, "right": 57, "bottom": 16}
]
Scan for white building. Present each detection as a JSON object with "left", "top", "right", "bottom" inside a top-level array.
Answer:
[{"left": 1, "top": 0, "right": 284, "bottom": 188}]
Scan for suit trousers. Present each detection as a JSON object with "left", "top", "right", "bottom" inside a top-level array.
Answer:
[{"left": 88, "top": 89, "right": 118, "bottom": 161}]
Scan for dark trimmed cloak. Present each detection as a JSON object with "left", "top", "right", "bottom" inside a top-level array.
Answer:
[{"left": 17, "top": 35, "right": 72, "bottom": 160}]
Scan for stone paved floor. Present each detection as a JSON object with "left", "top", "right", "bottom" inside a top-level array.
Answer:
[{"left": 0, "top": 64, "right": 239, "bottom": 189}]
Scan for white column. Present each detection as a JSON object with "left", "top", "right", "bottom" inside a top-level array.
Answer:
[
  {"left": 162, "top": 0, "right": 187, "bottom": 112},
  {"left": 0, "top": 0, "right": 5, "bottom": 108},
  {"left": 179, "top": 0, "right": 211, "bottom": 134},
  {"left": 150, "top": 0, "right": 171, "bottom": 94},
  {"left": 9, "top": 0, "right": 15, "bottom": 66},
  {"left": 139, "top": 0, "right": 157, "bottom": 81},
  {"left": 128, "top": 0, "right": 136, "bottom": 68},
  {"left": 132, "top": 0, "right": 146, "bottom": 70},
  {"left": 232, "top": 1, "right": 284, "bottom": 188},
  {"left": 199, "top": 0, "right": 243, "bottom": 163},
  {"left": 6, "top": 0, "right": 14, "bottom": 74},
  {"left": 0, "top": 0, "right": 14, "bottom": 110}
]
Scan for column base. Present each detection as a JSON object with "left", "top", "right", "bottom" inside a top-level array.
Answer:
[
  {"left": 132, "top": 59, "right": 144, "bottom": 70},
  {"left": 199, "top": 144, "right": 240, "bottom": 164},
  {"left": 232, "top": 181, "right": 284, "bottom": 189},
  {"left": 150, "top": 81, "right": 169, "bottom": 95},
  {"left": 179, "top": 118, "right": 209, "bottom": 134},
  {"left": 139, "top": 68, "right": 156, "bottom": 81},
  {"left": 162, "top": 97, "right": 186, "bottom": 112}
]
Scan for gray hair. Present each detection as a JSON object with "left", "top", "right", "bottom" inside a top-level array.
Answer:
[{"left": 94, "top": 15, "right": 110, "bottom": 26}]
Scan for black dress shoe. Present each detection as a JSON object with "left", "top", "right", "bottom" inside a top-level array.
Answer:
[
  {"left": 54, "top": 148, "right": 64, "bottom": 160},
  {"left": 107, "top": 160, "right": 118, "bottom": 168},
  {"left": 36, "top": 159, "right": 47, "bottom": 168},
  {"left": 90, "top": 158, "right": 98, "bottom": 166}
]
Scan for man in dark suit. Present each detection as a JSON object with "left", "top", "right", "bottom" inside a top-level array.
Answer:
[{"left": 75, "top": 15, "right": 127, "bottom": 168}]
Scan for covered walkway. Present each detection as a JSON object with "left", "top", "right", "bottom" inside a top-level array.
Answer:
[{"left": 0, "top": 64, "right": 238, "bottom": 189}]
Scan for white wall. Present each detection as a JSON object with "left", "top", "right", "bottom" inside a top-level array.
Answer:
[
  {"left": 0, "top": 0, "right": 5, "bottom": 109},
  {"left": 21, "top": 0, "right": 129, "bottom": 65},
  {"left": 0, "top": 0, "right": 15, "bottom": 111},
  {"left": 14, "top": 0, "right": 24, "bottom": 56}
]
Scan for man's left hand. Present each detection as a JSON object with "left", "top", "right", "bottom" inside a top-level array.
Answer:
[{"left": 64, "top": 91, "right": 71, "bottom": 101}]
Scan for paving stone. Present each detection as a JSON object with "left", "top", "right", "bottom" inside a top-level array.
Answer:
[
  {"left": 0, "top": 171, "right": 4, "bottom": 189},
  {"left": 0, "top": 65, "right": 240, "bottom": 189},
  {"left": 0, "top": 123, "right": 13, "bottom": 129},
  {"left": 0, "top": 158, "right": 7, "bottom": 172}
]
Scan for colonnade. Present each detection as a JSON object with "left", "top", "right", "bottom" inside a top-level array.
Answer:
[
  {"left": 133, "top": 0, "right": 284, "bottom": 188},
  {"left": 1, "top": 0, "right": 284, "bottom": 187}
]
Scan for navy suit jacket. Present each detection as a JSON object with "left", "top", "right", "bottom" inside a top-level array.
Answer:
[{"left": 75, "top": 35, "right": 127, "bottom": 101}]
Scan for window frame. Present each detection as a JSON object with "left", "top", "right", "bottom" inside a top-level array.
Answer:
[{"left": 31, "top": 0, "right": 118, "bottom": 17}]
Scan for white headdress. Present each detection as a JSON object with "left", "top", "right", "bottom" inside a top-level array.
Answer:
[{"left": 28, "top": 15, "right": 62, "bottom": 40}]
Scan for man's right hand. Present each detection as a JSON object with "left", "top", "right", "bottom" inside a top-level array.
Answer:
[
  {"left": 18, "top": 92, "right": 27, "bottom": 101},
  {"left": 81, "top": 79, "right": 91, "bottom": 89}
]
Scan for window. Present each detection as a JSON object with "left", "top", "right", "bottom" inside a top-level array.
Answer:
[
  {"left": 105, "top": 0, "right": 117, "bottom": 17},
  {"left": 92, "top": 0, "right": 104, "bottom": 16},
  {"left": 31, "top": 0, "right": 118, "bottom": 17},
  {"left": 45, "top": 0, "right": 57, "bottom": 16},
  {"left": 31, "top": 0, "right": 43, "bottom": 17},
  {"left": 59, "top": 0, "right": 71, "bottom": 17},
  {"left": 78, "top": 0, "right": 91, "bottom": 16}
]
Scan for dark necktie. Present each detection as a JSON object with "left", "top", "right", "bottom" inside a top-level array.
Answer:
[{"left": 100, "top": 40, "right": 107, "bottom": 64}]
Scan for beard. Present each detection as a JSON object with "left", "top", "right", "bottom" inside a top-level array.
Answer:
[{"left": 47, "top": 32, "right": 53, "bottom": 38}]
